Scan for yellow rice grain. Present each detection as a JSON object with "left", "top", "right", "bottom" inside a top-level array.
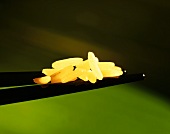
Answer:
[
  {"left": 51, "top": 65, "right": 73, "bottom": 83},
  {"left": 61, "top": 68, "right": 84, "bottom": 83},
  {"left": 78, "top": 72, "right": 88, "bottom": 81},
  {"left": 87, "top": 70, "right": 97, "bottom": 83},
  {"left": 42, "top": 69, "right": 59, "bottom": 76},
  {"left": 52, "top": 58, "right": 83, "bottom": 71},
  {"left": 101, "top": 69, "right": 123, "bottom": 77},
  {"left": 88, "top": 52, "right": 103, "bottom": 80},
  {"left": 33, "top": 76, "right": 51, "bottom": 84},
  {"left": 76, "top": 60, "right": 90, "bottom": 70},
  {"left": 98, "top": 62, "right": 115, "bottom": 70},
  {"left": 77, "top": 69, "right": 89, "bottom": 81},
  {"left": 114, "top": 66, "right": 122, "bottom": 71}
]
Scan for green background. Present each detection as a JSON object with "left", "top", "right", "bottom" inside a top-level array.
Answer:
[{"left": 0, "top": 0, "right": 170, "bottom": 134}]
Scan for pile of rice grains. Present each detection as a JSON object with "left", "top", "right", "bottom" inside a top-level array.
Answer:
[{"left": 33, "top": 52, "right": 123, "bottom": 84}]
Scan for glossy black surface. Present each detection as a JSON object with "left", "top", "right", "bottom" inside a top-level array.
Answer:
[{"left": 0, "top": 73, "right": 145, "bottom": 105}]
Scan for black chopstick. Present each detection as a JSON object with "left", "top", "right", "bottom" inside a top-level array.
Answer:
[
  {"left": 0, "top": 70, "right": 125, "bottom": 87},
  {"left": 0, "top": 71, "right": 43, "bottom": 87},
  {"left": 0, "top": 73, "right": 145, "bottom": 106}
]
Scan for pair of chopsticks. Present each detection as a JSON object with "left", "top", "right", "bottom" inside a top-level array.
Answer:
[{"left": 0, "top": 71, "right": 145, "bottom": 105}]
